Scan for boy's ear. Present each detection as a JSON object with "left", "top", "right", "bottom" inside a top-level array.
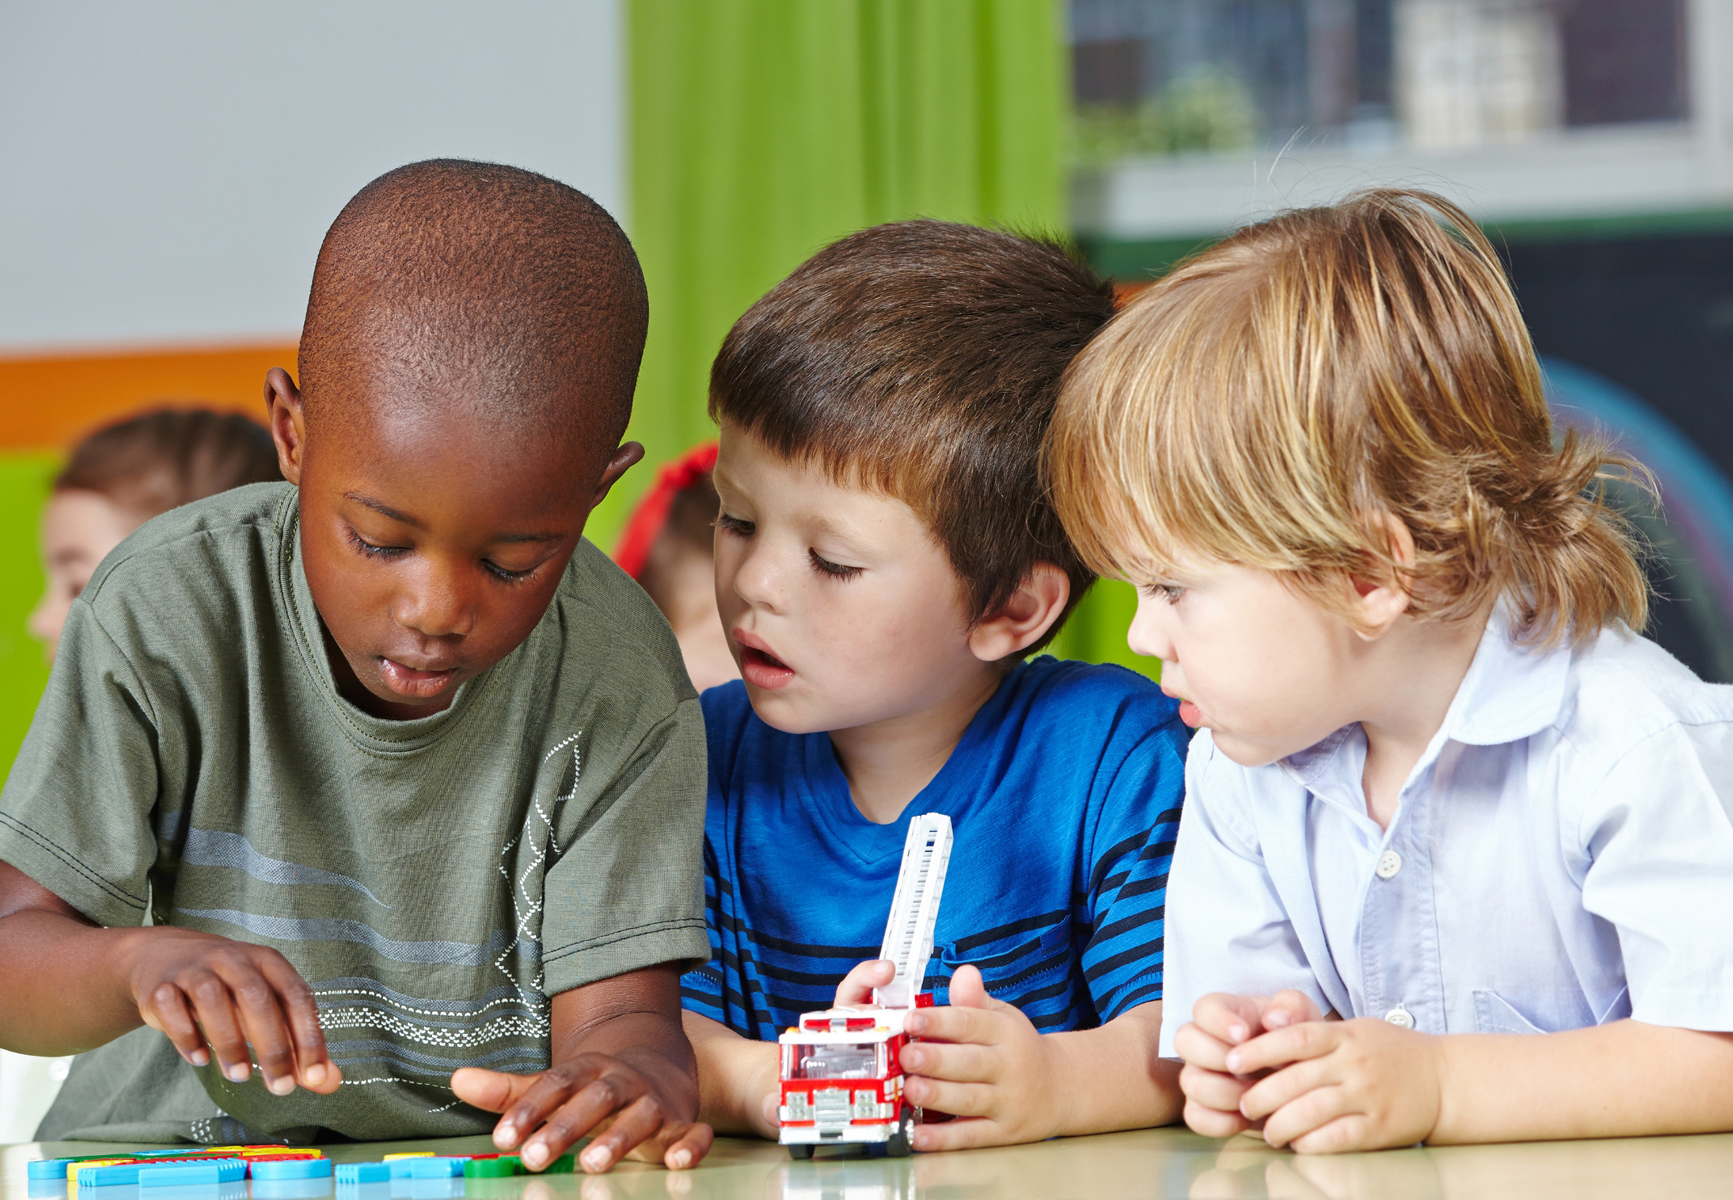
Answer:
[
  {"left": 968, "top": 562, "right": 1071, "bottom": 664},
  {"left": 1348, "top": 513, "right": 1415, "bottom": 640},
  {"left": 591, "top": 442, "right": 645, "bottom": 511},
  {"left": 264, "top": 368, "right": 306, "bottom": 485}
]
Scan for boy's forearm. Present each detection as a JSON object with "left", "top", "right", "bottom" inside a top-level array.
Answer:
[
  {"left": 1432, "top": 1020, "right": 1733, "bottom": 1144},
  {"left": 682, "top": 1009, "right": 779, "bottom": 1136},
  {"left": 1046, "top": 1002, "right": 1184, "bottom": 1137},
  {"left": 0, "top": 906, "right": 145, "bottom": 1054}
]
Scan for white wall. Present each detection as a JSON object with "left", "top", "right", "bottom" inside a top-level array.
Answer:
[{"left": 0, "top": 0, "right": 624, "bottom": 352}]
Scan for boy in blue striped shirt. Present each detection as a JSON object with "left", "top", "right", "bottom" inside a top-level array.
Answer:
[{"left": 679, "top": 221, "right": 1189, "bottom": 1150}]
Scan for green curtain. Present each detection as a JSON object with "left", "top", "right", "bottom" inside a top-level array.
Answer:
[
  {"left": 615, "top": 0, "right": 1153, "bottom": 677},
  {"left": 0, "top": 455, "right": 59, "bottom": 772}
]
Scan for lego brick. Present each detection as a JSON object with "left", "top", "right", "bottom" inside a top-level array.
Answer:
[
  {"left": 336, "top": 1163, "right": 391, "bottom": 1184},
  {"left": 139, "top": 1158, "right": 247, "bottom": 1186},
  {"left": 251, "top": 1159, "right": 334, "bottom": 1181},
  {"left": 388, "top": 1157, "right": 466, "bottom": 1179},
  {"left": 463, "top": 1157, "right": 521, "bottom": 1178},
  {"left": 380, "top": 1154, "right": 433, "bottom": 1161}
]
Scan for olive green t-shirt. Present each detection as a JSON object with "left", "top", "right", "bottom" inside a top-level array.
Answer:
[{"left": 0, "top": 483, "right": 708, "bottom": 1143}]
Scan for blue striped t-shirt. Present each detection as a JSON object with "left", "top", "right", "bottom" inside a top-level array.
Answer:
[{"left": 681, "top": 656, "right": 1189, "bottom": 1039}]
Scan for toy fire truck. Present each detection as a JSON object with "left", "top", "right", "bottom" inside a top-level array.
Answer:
[{"left": 779, "top": 812, "right": 953, "bottom": 1159}]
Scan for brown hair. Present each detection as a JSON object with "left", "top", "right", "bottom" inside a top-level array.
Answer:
[
  {"left": 1047, "top": 188, "right": 1650, "bottom": 646},
  {"left": 57, "top": 408, "right": 283, "bottom": 516},
  {"left": 709, "top": 220, "right": 1115, "bottom": 654}
]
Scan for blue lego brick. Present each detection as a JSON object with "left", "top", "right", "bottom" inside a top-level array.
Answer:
[
  {"left": 27, "top": 1162, "right": 69, "bottom": 1181},
  {"left": 73, "top": 1163, "right": 149, "bottom": 1187},
  {"left": 388, "top": 1158, "right": 466, "bottom": 1179},
  {"left": 250, "top": 1160, "right": 333, "bottom": 1181},
  {"left": 336, "top": 1163, "right": 391, "bottom": 1184},
  {"left": 139, "top": 1159, "right": 247, "bottom": 1186}
]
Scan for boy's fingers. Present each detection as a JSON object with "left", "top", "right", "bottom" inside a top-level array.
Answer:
[
  {"left": 520, "top": 1067, "right": 645, "bottom": 1168},
  {"left": 143, "top": 983, "right": 211, "bottom": 1067},
  {"left": 1171, "top": 1022, "right": 1234, "bottom": 1071},
  {"left": 1262, "top": 989, "right": 1325, "bottom": 1031},
  {"left": 834, "top": 960, "right": 894, "bottom": 1007},
  {"left": 947, "top": 964, "right": 990, "bottom": 1008},
  {"left": 910, "top": 1116, "right": 1003, "bottom": 1153},
  {"left": 577, "top": 1093, "right": 665, "bottom": 1173},
  {"left": 1287, "top": 1112, "right": 1374, "bottom": 1156},
  {"left": 901, "top": 1074, "right": 994, "bottom": 1118},
  {"left": 1183, "top": 1096, "right": 1258, "bottom": 1139},
  {"left": 1239, "top": 1056, "right": 1334, "bottom": 1122},
  {"left": 1177, "top": 1063, "right": 1254, "bottom": 1114},
  {"left": 905, "top": 1004, "right": 1004, "bottom": 1046},
  {"left": 899, "top": 1039, "right": 998, "bottom": 1083},
  {"left": 1225, "top": 1023, "right": 1338, "bottom": 1076},
  {"left": 255, "top": 954, "right": 337, "bottom": 1091},
  {"left": 185, "top": 972, "right": 252, "bottom": 1082},
  {"left": 451, "top": 1066, "right": 533, "bottom": 1117},
  {"left": 220, "top": 968, "right": 299, "bottom": 1095},
  {"left": 1192, "top": 994, "right": 1267, "bottom": 1045},
  {"left": 659, "top": 1122, "right": 713, "bottom": 1170},
  {"left": 1260, "top": 1083, "right": 1352, "bottom": 1150}
]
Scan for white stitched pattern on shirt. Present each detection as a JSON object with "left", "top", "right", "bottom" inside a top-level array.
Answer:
[{"left": 491, "top": 731, "right": 584, "bottom": 996}]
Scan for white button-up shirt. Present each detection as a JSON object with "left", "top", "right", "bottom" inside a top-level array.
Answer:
[{"left": 1158, "top": 614, "right": 1733, "bottom": 1055}]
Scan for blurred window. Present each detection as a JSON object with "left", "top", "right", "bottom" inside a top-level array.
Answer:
[{"left": 1070, "top": 0, "right": 1689, "bottom": 162}]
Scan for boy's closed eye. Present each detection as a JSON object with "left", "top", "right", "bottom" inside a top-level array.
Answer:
[{"left": 344, "top": 524, "right": 551, "bottom": 585}]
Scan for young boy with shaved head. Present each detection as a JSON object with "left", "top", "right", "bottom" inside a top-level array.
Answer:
[{"left": 0, "top": 161, "right": 712, "bottom": 1173}]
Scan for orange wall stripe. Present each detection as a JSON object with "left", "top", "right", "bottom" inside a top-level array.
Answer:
[{"left": 0, "top": 342, "right": 300, "bottom": 451}]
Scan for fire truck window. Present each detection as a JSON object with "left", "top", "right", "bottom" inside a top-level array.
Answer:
[{"left": 793, "top": 1043, "right": 878, "bottom": 1080}]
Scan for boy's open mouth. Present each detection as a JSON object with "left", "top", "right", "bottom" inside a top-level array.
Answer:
[
  {"left": 738, "top": 645, "right": 795, "bottom": 690},
  {"left": 378, "top": 656, "right": 460, "bottom": 700}
]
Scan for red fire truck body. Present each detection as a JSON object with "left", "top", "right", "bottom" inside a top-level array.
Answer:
[{"left": 777, "top": 1000, "right": 935, "bottom": 1157}]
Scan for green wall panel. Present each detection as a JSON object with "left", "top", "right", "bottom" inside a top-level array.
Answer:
[{"left": 0, "top": 455, "right": 58, "bottom": 778}]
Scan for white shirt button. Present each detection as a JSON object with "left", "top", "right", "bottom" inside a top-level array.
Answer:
[
  {"left": 1385, "top": 1005, "right": 1415, "bottom": 1029},
  {"left": 1376, "top": 850, "right": 1402, "bottom": 880}
]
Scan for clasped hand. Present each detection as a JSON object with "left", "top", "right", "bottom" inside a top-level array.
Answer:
[{"left": 1173, "top": 991, "right": 1444, "bottom": 1153}]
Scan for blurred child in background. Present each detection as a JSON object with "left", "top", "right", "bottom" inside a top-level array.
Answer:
[
  {"left": 29, "top": 408, "right": 282, "bottom": 658},
  {"left": 2, "top": 406, "right": 280, "bottom": 1143},
  {"left": 614, "top": 443, "right": 740, "bottom": 692}
]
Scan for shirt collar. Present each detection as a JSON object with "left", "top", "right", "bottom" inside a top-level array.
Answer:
[{"left": 1279, "top": 604, "right": 1572, "bottom": 795}]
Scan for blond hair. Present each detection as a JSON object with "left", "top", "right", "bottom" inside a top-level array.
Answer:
[{"left": 1046, "top": 188, "right": 1650, "bottom": 646}]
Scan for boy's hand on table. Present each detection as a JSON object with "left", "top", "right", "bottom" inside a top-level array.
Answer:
[
  {"left": 1173, "top": 991, "right": 1326, "bottom": 1139},
  {"left": 453, "top": 965, "right": 712, "bottom": 1173},
  {"left": 121, "top": 925, "right": 342, "bottom": 1096},
  {"left": 889, "top": 964, "right": 1069, "bottom": 1150},
  {"left": 1226, "top": 1016, "right": 1442, "bottom": 1152}
]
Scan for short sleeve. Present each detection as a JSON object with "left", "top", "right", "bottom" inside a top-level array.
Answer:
[
  {"left": 1079, "top": 724, "right": 1187, "bottom": 1021},
  {"left": 1158, "top": 733, "right": 1329, "bottom": 1056},
  {"left": 540, "top": 695, "right": 711, "bottom": 993},
  {"left": 0, "top": 601, "right": 162, "bottom": 927},
  {"left": 1577, "top": 720, "right": 1733, "bottom": 1030}
]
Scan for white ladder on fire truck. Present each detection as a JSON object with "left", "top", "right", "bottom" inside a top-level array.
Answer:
[{"left": 872, "top": 812, "right": 953, "bottom": 1010}]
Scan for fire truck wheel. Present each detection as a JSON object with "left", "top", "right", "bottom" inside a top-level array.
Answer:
[
  {"left": 886, "top": 1108, "right": 915, "bottom": 1157},
  {"left": 787, "top": 1144, "right": 814, "bottom": 1160}
]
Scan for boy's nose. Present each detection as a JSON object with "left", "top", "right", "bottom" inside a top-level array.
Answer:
[
  {"left": 393, "top": 566, "right": 476, "bottom": 638},
  {"left": 1126, "top": 600, "right": 1173, "bottom": 662},
  {"left": 729, "top": 544, "right": 789, "bottom": 613}
]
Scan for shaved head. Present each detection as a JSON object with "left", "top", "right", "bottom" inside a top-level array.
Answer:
[{"left": 298, "top": 159, "right": 646, "bottom": 448}]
